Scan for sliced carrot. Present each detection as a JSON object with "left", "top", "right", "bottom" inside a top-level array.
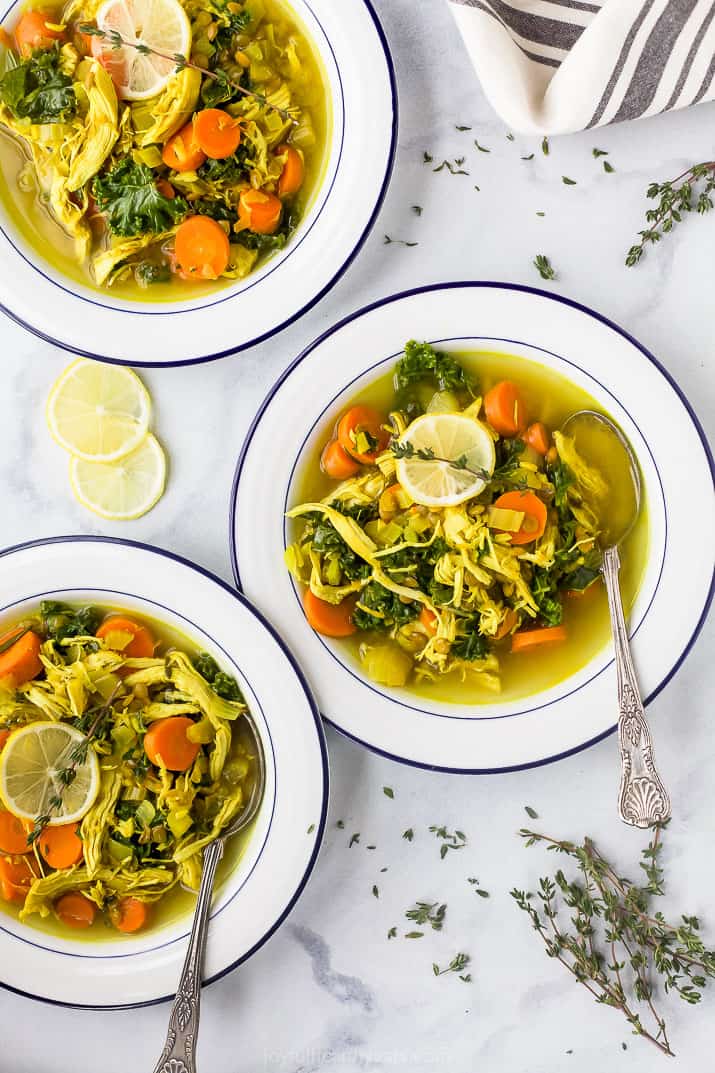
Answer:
[
  {"left": 39, "top": 822, "right": 84, "bottom": 870},
  {"left": 321, "top": 439, "right": 361, "bottom": 480},
  {"left": 492, "top": 491, "right": 547, "bottom": 545},
  {"left": 96, "top": 616, "right": 155, "bottom": 659},
  {"left": 161, "top": 120, "right": 207, "bottom": 172},
  {"left": 276, "top": 144, "right": 304, "bottom": 197},
  {"left": 0, "top": 729, "right": 10, "bottom": 751},
  {"left": 545, "top": 445, "right": 559, "bottom": 465},
  {"left": 0, "top": 812, "right": 32, "bottom": 855},
  {"left": 110, "top": 896, "right": 149, "bottom": 934},
  {"left": 0, "top": 856, "right": 35, "bottom": 905},
  {"left": 337, "top": 406, "right": 390, "bottom": 464},
  {"left": 55, "top": 891, "right": 96, "bottom": 929},
  {"left": 194, "top": 108, "right": 241, "bottom": 159},
  {"left": 174, "top": 215, "right": 230, "bottom": 281},
  {"left": 419, "top": 607, "right": 438, "bottom": 636},
  {"left": 0, "top": 629, "right": 42, "bottom": 688},
  {"left": 511, "top": 625, "right": 567, "bottom": 652},
  {"left": 239, "top": 188, "right": 282, "bottom": 235},
  {"left": 144, "top": 716, "right": 200, "bottom": 772},
  {"left": 523, "top": 421, "right": 551, "bottom": 456},
  {"left": 484, "top": 381, "right": 528, "bottom": 437},
  {"left": 14, "top": 10, "right": 65, "bottom": 55},
  {"left": 303, "top": 590, "right": 357, "bottom": 638},
  {"left": 494, "top": 608, "right": 518, "bottom": 640}
]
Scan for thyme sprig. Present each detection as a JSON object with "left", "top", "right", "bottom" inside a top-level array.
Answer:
[
  {"left": 626, "top": 161, "right": 715, "bottom": 265},
  {"left": 392, "top": 442, "right": 489, "bottom": 482},
  {"left": 429, "top": 825, "right": 467, "bottom": 859},
  {"left": 27, "top": 683, "right": 122, "bottom": 844},
  {"left": 511, "top": 825, "right": 715, "bottom": 1057},
  {"left": 433, "top": 952, "right": 471, "bottom": 981},
  {"left": 405, "top": 901, "right": 447, "bottom": 931},
  {"left": 79, "top": 24, "right": 298, "bottom": 124}
]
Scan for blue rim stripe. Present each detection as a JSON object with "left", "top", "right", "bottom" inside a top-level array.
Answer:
[
  {"left": 0, "top": 586, "right": 277, "bottom": 962},
  {"left": 0, "top": 536, "right": 329, "bottom": 1011},
  {"left": 0, "top": 0, "right": 398, "bottom": 367},
  {"left": 229, "top": 281, "right": 715, "bottom": 773}
]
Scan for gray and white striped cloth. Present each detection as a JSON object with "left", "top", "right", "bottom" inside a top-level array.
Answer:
[{"left": 450, "top": 0, "right": 715, "bottom": 133}]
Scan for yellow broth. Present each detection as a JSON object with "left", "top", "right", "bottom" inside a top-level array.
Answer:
[
  {"left": 0, "top": 0, "right": 331, "bottom": 302},
  {"left": 0, "top": 604, "right": 259, "bottom": 941},
  {"left": 291, "top": 350, "right": 649, "bottom": 705}
]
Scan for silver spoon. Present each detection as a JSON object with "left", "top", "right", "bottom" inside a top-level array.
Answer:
[
  {"left": 152, "top": 716, "right": 266, "bottom": 1073},
  {"left": 562, "top": 410, "right": 671, "bottom": 829}
]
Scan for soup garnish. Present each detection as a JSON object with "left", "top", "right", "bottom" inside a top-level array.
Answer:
[
  {"left": 0, "top": 0, "right": 327, "bottom": 297},
  {"left": 0, "top": 602, "right": 258, "bottom": 936},
  {"left": 286, "top": 341, "right": 645, "bottom": 699}
]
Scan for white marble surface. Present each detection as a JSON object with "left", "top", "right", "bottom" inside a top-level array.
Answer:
[{"left": 1, "top": 1, "right": 715, "bottom": 1069}]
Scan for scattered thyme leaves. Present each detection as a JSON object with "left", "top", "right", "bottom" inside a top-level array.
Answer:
[
  {"left": 406, "top": 901, "right": 447, "bottom": 931},
  {"left": 405, "top": 931, "right": 425, "bottom": 939},
  {"left": 433, "top": 953, "right": 471, "bottom": 980},
  {"left": 429, "top": 825, "right": 467, "bottom": 858},
  {"left": 474, "top": 139, "right": 490, "bottom": 153},
  {"left": 562, "top": 175, "right": 577, "bottom": 185},
  {"left": 541, "top": 136, "right": 549, "bottom": 155},
  {"left": 388, "top": 926, "right": 397, "bottom": 939},
  {"left": 533, "top": 254, "right": 556, "bottom": 281},
  {"left": 468, "top": 878, "right": 490, "bottom": 898},
  {"left": 521, "top": 153, "right": 534, "bottom": 161},
  {"left": 433, "top": 158, "right": 469, "bottom": 175},
  {"left": 603, "top": 160, "right": 615, "bottom": 173},
  {"left": 592, "top": 148, "right": 608, "bottom": 158},
  {"left": 349, "top": 832, "right": 360, "bottom": 848},
  {"left": 511, "top": 824, "right": 715, "bottom": 1057},
  {"left": 403, "top": 828, "right": 414, "bottom": 842},
  {"left": 384, "top": 235, "right": 419, "bottom": 247},
  {"left": 307, "top": 823, "right": 315, "bottom": 834},
  {"left": 372, "top": 885, "right": 379, "bottom": 898},
  {"left": 383, "top": 786, "right": 395, "bottom": 799},
  {"left": 524, "top": 805, "right": 539, "bottom": 819},
  {"left": 412, "top": 205, "right": 423, "bottom": 215},
  {"left": 455, "top": 123, "right": 472, "bottom": 131},
  {"left": 423, "top": 151, "right": 433, "bottom": 163}
]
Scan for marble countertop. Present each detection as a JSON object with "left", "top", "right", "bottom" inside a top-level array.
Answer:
[{"left": 1, "top": 1, "right": 714, "bottom": 1070}]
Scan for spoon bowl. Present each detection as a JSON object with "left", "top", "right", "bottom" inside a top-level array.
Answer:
[{"left": 562, "top": 409, "right": 670, "bottom": 830}]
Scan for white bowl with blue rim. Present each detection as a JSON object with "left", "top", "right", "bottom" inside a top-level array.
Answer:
[
  {"left": 0, "top": 536, "right": 328, "bottom": 1008},
  {"left": 0, "top": 0, "right": 396, "bottom": 366},
  {"left": 231, "top": 282, "right": 715, "bottom": 773}
]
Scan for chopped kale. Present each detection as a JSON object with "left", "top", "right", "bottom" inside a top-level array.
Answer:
[
  {"left": 0, "top": 45, "right": 75, "bottom": 124},
  {"left": 395, "top": 340, "right": 474, "bottom": 394},
  {"left": 193, "top": 653, "right": 243, "bottom": 702},
  {"left": 135, "top": 261, "right": 171, "bottom": 286},
  {"left": 40, "top": 601, "right": 102, "bottom": 641},
  {"left": 308, "top": 518, "right": 371, "bottom": 582},
  {"left": 353, "top": 582, "right": 419, "bottom": 632},
  {"left": 92, "top": 159, "right": 188, "bottom": 237},
  {"left": 451, "top": 624, "right": 490, "bottom": 661}
]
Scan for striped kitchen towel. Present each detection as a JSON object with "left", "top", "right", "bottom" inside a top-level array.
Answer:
[{"left": 450, "top": 0, "right": 715, "bottom": 134}]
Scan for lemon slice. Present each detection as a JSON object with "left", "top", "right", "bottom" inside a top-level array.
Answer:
[
  {"left": 94, "top": 0, "right": 191, "bottom": 101},
  {"left": 47, "top": 358, "right": 151, "bottom": 462},
  {"left": 0, "top": 722, "right": 100, "bottom": 826},
  {"left": 395, "top": 413, "right": 496, "bottom": 507},
  {"left": 70, "top": 433, "right": 166, "bottom": 520}
]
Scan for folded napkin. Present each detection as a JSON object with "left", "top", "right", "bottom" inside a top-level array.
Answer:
[{"left": 450, "top": 0, "right": 715, "bottom": 134}]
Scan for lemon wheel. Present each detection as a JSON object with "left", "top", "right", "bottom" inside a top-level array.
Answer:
[
  {"left": 0, "top": 722, "right": 100, "bottom": 826},
  {"left": 395, "top": 413, "right": 496, "bottom": 507}
]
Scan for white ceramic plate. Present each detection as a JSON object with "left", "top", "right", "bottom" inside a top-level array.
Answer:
[
  {"left": 231, "top": 282, "right": 715, "bottom": 773},
  {"left": 0, "top": 537, "right": 327, "bottom": 1008},
  {"left": 0, "top": 0, "right": 396, "bottom": 366}
]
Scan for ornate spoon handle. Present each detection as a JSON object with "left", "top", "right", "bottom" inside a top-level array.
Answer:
[
  {"left": 152, "top": 839, "right": 225, "bottom": 1073},
  {"left": 601, "top": 545, "right": 671, "bottom": 828}
]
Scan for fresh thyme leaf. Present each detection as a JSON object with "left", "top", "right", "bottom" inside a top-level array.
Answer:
[
  {"left": 536, "top": 211, "right": 545, "bottom": 217},
  {"left": 430, "top": 825, "right": 467, "bottom": 857},
  {"left": 511, "top": 824, "right": 715, "bottom": 1057},
  {"left": 542, "top": 136, "right": 549, "bottom": 155},
  {"left": 367, "top": 844, "right": 376, "bottom": 850},
  {"left": 405, "top": 931, "right": 425, "bottom": 939},
  {"left": 455, "top": 124, "right": 472, "bottom": 131},
  {"left": 521, "top": 153, "right": 534, "bottom": 161},
  {"left": 474, "top": 139, "right": 490, "bottom": 153},
  {"left": 506, "top": 132, "right": 515, "bottom": 141},
  {"left": 403, "top": 828, "right": 414, "bottom": 842},
  {"left": 349, "top": 832, "right": 360, "bottom": 847},
  {"left": 626, "top": 161, "right": 715, "bottom": 265},
  {"left": 372, "top": 885, "right": 379, "bottom": 898},
  {"left": 383, "top": 786, "right": 394, "bottom": 799},
  {"left": 307, "top": 823, "right": 315, "bottom": 834},
  {"left": 562, "top": 176, "right": 577, "bottom": 185},
  {"left": 391, "top": 441, "right": 488, "bottom": 481},
  {"left": 592, "top": 148, "right": 608, "bottom": 158},
  {"left": 388, "top": 926, "right": 397, "bottom": 939},
  {"left": 524, "top": 805, "right": 539, "bottom": 819},
  {"left": 468, "top": 878, "right": 490, "bottom": 897},
  {"left": 423, "top": 151, "right": 433, "bottom": 163},
  {"left": 336, "top": 819, "right": 345, "bottom": 829},
  {"left": 603, "top": 160, "right": 615, "bottom": 173},
  {"left": 384, "top": 235, "right": 418, "bottom": 247},
  {"left": 406, "top": 901, "right": 447, "bottom": 931},
  {"left": 412, "top": 205, "right": 423, "bottom": 215},
  {"left": 533, "top": 254, "right": 556, "bottom": 281}
]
